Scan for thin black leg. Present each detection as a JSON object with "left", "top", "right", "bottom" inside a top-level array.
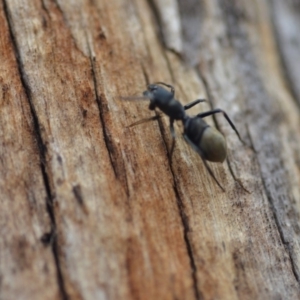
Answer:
[
  {"left": 183, "top": 134, "right": 225, "bottom": 192},
  {"left": 169, "top": 118, "right": 176, "bottom": 159},
  {"left": 127, "top": 115, "right": 160, "bottom": 128},
  {"left": 197, "top": 109, "right": 245, "bottom": 145},
  {"left": 153, "top": 82, "right": 175, "bottom": 96},
  {"left": 183, "top": 99, "right": 206, "bottom": 110}
]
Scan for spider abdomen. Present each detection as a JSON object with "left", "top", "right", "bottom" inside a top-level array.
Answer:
[{"left": 200, "top": 127, "right": 227, "bottom": 162}]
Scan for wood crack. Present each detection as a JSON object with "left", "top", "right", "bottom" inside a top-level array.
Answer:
[
  {"left": 155, "top": 114, "right": 202, "bottom": 300},
  {"left": 139, "top": 30, "right": 201, "bottom": 298},
  {"left": 87, "top": 46, "right": 130, "bottom": 196},
  {"left": 260, "top": 167, "right": 300, "bottom": 283},
  {"left": 219, "top": 0, "right": 300, "bottom": 285},
  {"left": 140, "top": 63, "right": 201, "bottom": 299},
  {"left": 2, "top": 1, "right": 69, "bottom": 299}
]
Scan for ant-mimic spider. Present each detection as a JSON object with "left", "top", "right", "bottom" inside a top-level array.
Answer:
[{"left": 123, "top": 82, "right": 246, "bottom": 192}]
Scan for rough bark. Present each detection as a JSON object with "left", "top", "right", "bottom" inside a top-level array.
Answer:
[{"left": 1, "top": 0, "right": 300, "bottom": 299}]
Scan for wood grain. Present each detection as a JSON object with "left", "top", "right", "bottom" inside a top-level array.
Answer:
[{"left": 1, "top": 0, "right": 300, "bottom": 299}]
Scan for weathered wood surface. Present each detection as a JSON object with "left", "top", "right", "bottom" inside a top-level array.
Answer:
[{"left": 1, "top": 0, "right": 300, "bottom": 299}]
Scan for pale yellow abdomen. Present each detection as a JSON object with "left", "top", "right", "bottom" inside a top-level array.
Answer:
[{"left": 199, "top": 127, "right": 227, "bottom": 162}]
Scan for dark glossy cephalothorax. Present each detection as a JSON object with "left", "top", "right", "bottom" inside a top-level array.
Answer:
[{"left": 125, "top": 82, "right": 245, "bottom": 191}]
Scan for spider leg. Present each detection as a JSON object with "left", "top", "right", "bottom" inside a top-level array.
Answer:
[
  {"left": 183, "top": 99, "right": 206, "bottom": 110},
  {"left": 169, "top": 118, "right": 176, "bottom": 160},
  {"left": 127, "top": 115, "right": 160, "bottom": 128},
  {"left": 183, "top": 133, "right": 225, "bottom": 192},
  {"left": 197, "top": 109, "right": 246, "bottom": 145}
]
